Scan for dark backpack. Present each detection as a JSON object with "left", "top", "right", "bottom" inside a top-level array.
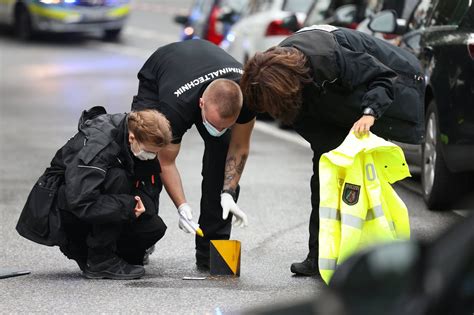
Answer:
[
  {"left": 16, "top": 170, "right": 65, "bottom": 246},
  {"left": 16, "top": 106, "right": 108, "bottom": 246}
]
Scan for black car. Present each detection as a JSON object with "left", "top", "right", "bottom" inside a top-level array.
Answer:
[{"left": 369, "top": 0, "right": 474, "bottom": 210}]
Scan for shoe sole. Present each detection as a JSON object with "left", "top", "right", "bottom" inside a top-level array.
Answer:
[
  {"left": 83, "top": 270, "right": 145, "bottom": 280},
  {"left": 290, "top": 265, "right": 320, "bottom": 277}
]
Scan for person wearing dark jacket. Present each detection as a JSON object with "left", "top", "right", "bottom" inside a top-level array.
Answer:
[
  {"left": 131, "top": 39, "right": 256, "bottom": 270},
  {"left": 18, "top": 106, "right": 172, "bottom": 280},
  {"left": 240, "top": 25, "right": 424, "bottom": 277}
]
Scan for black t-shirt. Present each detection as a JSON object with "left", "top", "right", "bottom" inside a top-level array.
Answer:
[{"left": 131, "top": 39, "right": 255, "bottom": 143}]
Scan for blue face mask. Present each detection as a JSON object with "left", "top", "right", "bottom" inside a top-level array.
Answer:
[{"left": 203, "top": 117, "right": 228, "bottom": 137}]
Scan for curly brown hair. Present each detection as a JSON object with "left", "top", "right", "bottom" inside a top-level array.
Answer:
[{"left": 240, "top": 46, "right": 312, "bottom": 125}]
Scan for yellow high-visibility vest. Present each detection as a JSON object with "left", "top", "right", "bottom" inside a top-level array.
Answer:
[{"left": 318, "top": 132, "right": 411, "bottom": 284}]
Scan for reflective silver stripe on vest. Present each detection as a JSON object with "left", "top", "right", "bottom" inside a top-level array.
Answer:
[
  {"left": 341, "top": 213, "right": 364, "bottom": 229},
  {"left": 319, "top": 258, "right": 337, "bottom": 270},
  {"left": 389, "top": 221, "right": 396, "bottom": 231},
  {"left": 366, "top": 205, "right": 384, "bottom": 220},
  {"left": 320, "top": 206, "right": 393, "bottom": 230},
  {"left": 320, "top": 207, "right": 340, "bottom": 220},
  {"left": 320, "top": 207, "right": 363, "bottom": 229}
]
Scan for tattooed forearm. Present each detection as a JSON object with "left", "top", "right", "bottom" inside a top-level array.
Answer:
[
  {"left": 223, "top": 154, "right": 248, "bottom": 189},
  {"left": 236, "top": 154, "right": 247, "bottom": 175}
]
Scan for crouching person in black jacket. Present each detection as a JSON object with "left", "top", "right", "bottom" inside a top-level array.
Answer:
[{"left": 17, "top": 106, "right": 172, "bottom": 280}]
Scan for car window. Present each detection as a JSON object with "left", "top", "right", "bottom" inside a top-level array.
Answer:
[
  {"left": 409, "top": 0, "right": 434, "bottom": 29},
  {"left": 283, "top": 0, "right": 313, "bottom": 13},
  {"left": 401, "top": 0, "right": 419, "bottom": 19},
  {"left": 305, "top": 0, "right": 332, "bottom": 25},
  {"left": 246, "top": 0, "right": 275, "bottom": 14},
  {"left": 221, "top": 0, "right": 248, "bottom": 13},
  {"left": 195, "top": 0, "right": 214, "bottom": 16},
  {"left": 429, "top": 0, "right": 471, "bottom": 26}
]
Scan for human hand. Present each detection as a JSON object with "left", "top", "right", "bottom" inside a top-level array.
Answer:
[
  {"left": 134, "top": 196, "right": 145, "bottom": 218},
  {"left": 352, "top": 115, "right": 375, "bottom": 138},
  {"left": 177, "top": 203, "right": 198, "bottom": 234},
  {"left": 221, "top": 193, "right": 248, "bottom": 227}
]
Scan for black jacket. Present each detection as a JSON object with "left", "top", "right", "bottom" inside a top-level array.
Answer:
[
  {"left": 280, "top": 25, "right": 425, "bottom": 144},
  {"left": 17, "top": 107, "right": 160, "bottom": 246}
]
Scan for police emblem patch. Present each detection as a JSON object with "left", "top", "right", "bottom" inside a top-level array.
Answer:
[{"left": 342, "top": 183, "right": 361, "bottom": 205}]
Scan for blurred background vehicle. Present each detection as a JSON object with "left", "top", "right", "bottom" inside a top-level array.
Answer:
[
  {"left": 0, "top": 0, "right": 130, "bottom": 41},
  {"left": 174, "top": 0, "right": 248, "bottom": 45},
  {"left": 370, "top": 0, "right": 474, "bottom": 210},
  {"left": 302, "top": 0, "right": 368, "bottom": 30},
  {"left": 356, "top": 0, "right": 418, "bottom": 43},
  {"left": 219, "top": 0, "right": 313, "bottom": 64}
]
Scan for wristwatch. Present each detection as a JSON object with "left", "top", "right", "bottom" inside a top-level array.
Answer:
[
  {"left": 363, "top": 107, "right": 377, "bottom": 119},
  {"left": 221, "top": 188, "right": 237, "bottom": 202}
]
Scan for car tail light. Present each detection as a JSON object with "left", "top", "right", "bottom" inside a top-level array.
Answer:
[
  {"left": 206, "top": 5, "right": 224, "bottom": 45},
  {"left": 265, "top": 19, "right": 294, "bottom": 36},
  {"left": 383, "top": 33, "right": 399, "bottom": 40},
  {"left": 347, "top": 22, "right": 358, "bottom": 29},
  {"left": 468, "top": 39, "right": 474, "bottom": 60}
]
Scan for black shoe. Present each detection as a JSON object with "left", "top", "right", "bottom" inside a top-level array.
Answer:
[
  {"left": 76, "top": 260, "right": 87, "bottom": 272},
  {"left": 290, "top": 256, "right": 319, "bottom": 276},
  {"left": 84, "top": 256, "right": 145, "bottom": 280},
  {"left": 143, "top": 245, "right": 155, "bottom": 265},
  {"left": 196, "top": 260, "right": 210, "bottom": 272}
]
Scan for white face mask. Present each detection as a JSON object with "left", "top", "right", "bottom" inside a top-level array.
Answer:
[
  {"left": 203, "top": 118, "right": 228, "bottom": 137},
  {"left": 132, "top": 140, "right": 156, "bottom": 160},
  {"left": 134, "top": 150, "right": 156, "bottom": 161}
]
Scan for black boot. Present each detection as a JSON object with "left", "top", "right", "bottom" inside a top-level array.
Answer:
[
  {"left": 290, "top": 255, "right": 319, "bottom": 276},
  {"left": 84, "top": 255, "right": 145, "bottom": 280}
]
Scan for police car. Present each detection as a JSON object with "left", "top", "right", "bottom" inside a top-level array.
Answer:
[{"left": 0, "top": 0, "right": 130, "bottom": 40}]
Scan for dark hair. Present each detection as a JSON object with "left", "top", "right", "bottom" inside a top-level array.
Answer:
[
  {"left": 240, "top": 46, "right": 312, "bottom": 124},
  {"left": 203, "top": 79, "right": 243, "bottom": 118},
  {"left": 128, "top": 109, "right": 172, "bottom": 147}
]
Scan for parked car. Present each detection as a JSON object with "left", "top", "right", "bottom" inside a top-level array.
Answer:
[
  {"left": 174, "top": 0, "right": 247, "bottom": 45},
  {"left": 220, "top": 0, "right": 313, "bottom": 64},
  {"left": 370, "top": 0, "right": 474, "bottom": 210},
  {"left": 302, "top": 0, "right": 368, "bottom": 29},
  {"left": 0, "top": 0, "right": 130, "bottom": 40},
  {"left": 356, "top": 0, "right": 417, "bottom": 43}
]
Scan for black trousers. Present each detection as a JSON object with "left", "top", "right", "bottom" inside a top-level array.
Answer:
[
  {"left": 294, "top": 116, "right": 349, "bottom": 259},
  {"left": 60, "top": 167, "right": 167, "bottom": 266},
  {"left": 193, "top": 120, "right": 238, "bottom": 263}
]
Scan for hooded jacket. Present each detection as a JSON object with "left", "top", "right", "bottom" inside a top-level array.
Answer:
[
  {"left": 280, "top": 25, "right": 425, "bottom": 144},
  {"left": 17, "top": 107, "right": 161, "bottom": 246}
]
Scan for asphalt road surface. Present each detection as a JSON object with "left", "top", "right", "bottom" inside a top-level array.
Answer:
[{"left": 0, "top": 1, "right": 468, "bottom": 313}]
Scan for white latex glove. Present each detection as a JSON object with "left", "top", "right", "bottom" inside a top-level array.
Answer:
[
  {"left": 221, "top": 193, "right": 248, "bottom": 227},
  {"left": 177, "top": 203, "right": 196, "bottom": 234}
]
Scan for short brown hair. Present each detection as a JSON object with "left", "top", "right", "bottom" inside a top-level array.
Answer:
[
  {"left": 240, "top": 46, "right": 312, "bottom": 125},
  {"left": 128, "top": 109, "right": 172, "bottom": 147},
  {"left": 203, "top": 79, "right": 243, "bottom": 118}
]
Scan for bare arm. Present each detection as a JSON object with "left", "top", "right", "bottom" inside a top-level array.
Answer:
[
  {"left": 223, "top": 118, "right": 255, "bottom": 191},
  {"left": 157, "top": 143, "right": 187, "bottom": 208}
]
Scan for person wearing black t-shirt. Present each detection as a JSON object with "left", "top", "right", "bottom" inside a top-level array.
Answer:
[{"left": 132, "top": 39, "right": 256, "bottom": 270}]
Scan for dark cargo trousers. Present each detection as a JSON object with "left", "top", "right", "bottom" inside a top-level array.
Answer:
[
  {"left": 59, "top": 167, "right": 167, "bottom": 267},
  {"left": 193, "top": 119, "right": 239, "bottom": 266}
]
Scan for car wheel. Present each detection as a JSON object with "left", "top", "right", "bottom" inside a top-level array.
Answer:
[
  {"left": 103, "top": 28, "right": 122, "bottom": 42},
  {"left": 421, "top": 101, "right": 456, "bottom": 210},
  {"left": 15, "top": 6, "right": 33, "bottom": 40}
]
